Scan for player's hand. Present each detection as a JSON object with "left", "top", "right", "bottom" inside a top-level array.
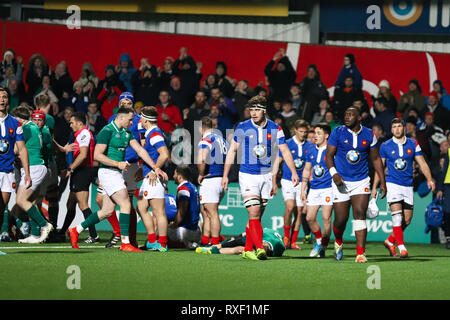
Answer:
[
  {"left": 63, "top": 143, "right": 76, "bottom": 153},
  {"left": 332, "top": 173, "right": 344, "bottom": 186},
  {"left": 155, "top": 168, "right": 168, "bottom": 182},
  {"left": 427, "top": 180, "right": 436, "bottom": 193},
  {"left": 371, "top": 189, "right": 377, "bottom": 199},
  {"left": 135, "top": 167, "right": 143, "bottom": 182},
  {"left": 301, "top": 192, "right": 307, "bottom": 204},
  {"left": 222, "top": 176, "right": 229, "bottom": 191},
  {"left": 65, "top": 170, "right": 71, "bottom": 178},
  {"left": 379, "top": 182, "right": 387, "bottom": 199},
  {"left": 436, "top": 191, "right": 443, "bottom": 200},
  {"left": 146, "top": 171, "right": 157, "bottom": 186},
  {"left": 291, "top": 173, "right": 299, "bottom": 187},
  {"left": 24, "top": 174, "right": 32, "bottom": 189},
  {"left": 118, "top": 161, "right": 130, "bottom": 171},
  {"left": 270, "top": 182, "right": 278, "bottom": 196}
]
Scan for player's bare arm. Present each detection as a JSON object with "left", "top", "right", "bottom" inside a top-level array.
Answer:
[
  {"left": 94, "top": 143, "right": 129, "bottom": 170},
  {"left": 301, "top": 161, "right": 312, "bottom": 203},
  {"left": 197, "top": 147, "right": 209, "bottom": 185},
  {"left": 415, "top": 155, "right": 435, "bottom": 192},
  {"left": 371, "top": 158, "right": 386, "bottom": 198},
  {"left": 325, "top": 144, "right": 343, "bottom": 186},
  {"left": 279, "top": 143, "right": 299, "bottom": 187},
  {"left": 222, "top": 139, "right": 239, "bottom": 191},
  {"left": 271, "top": 155, "right": 283, "bottom": 196},
  {"left": 170, "top": 199, "right": 189, "bottom": 228},
  {"left": 370, "top": 147, "right": 387, "bottom": 199},
  {"left": 16, "top": 140, "right": 31, "bottom": 188}
]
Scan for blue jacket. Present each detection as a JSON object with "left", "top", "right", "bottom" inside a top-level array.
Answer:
[
  {"left": 335, "top": 64, "right": 363, "bottom": 89},
  {"left": 118, "top": 53, "right": 137, "bottom": 92}
]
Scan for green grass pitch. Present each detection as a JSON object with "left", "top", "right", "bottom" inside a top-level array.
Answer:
[{"left": 1, "top": 231, "right": 450, "bottom": 300}]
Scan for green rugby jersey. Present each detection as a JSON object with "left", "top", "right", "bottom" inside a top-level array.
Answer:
[
  {"left": 22, "top": 121, "right": 44, "bottom": 166},
  {"left": 41, "top": 125, "right": 54, "bottom": 165},
  {"left": 96, "top": 121, "right": 134, "bottom": 169},
  {"left": 45, "top": 113, "right": 55, "bottom": 132},
  {"left": 262, "top": 228, "right": 285, "bottom": 257}
]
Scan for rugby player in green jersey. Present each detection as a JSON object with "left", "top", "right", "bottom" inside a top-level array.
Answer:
[
  {"left": 68, "top": 107, "right": 168, "bottom": 251},
  {"left": 196, "top": 228, "right": 285, "bottom": 257},
  {"left": 12, "top": 107, "right": 53, "bottom": 244}
]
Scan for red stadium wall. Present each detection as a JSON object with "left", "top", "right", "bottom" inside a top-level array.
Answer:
[{"left": 2, "top": 20, "right": 450, "bottom": 101}]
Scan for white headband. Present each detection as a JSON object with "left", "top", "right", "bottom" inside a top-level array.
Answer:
[{"left": 141, "top": 113, "right": 158, "bottom": 122}]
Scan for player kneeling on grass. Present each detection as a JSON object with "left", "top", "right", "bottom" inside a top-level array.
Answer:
[
  {"left": 301, "top": 123, "right": 333, "bottom": 258},
  {"left": 167, "top": 166, "right": 202, "bottom": 249},
  {"left": 196, "top": 228, "right": 285, "bottom": 257},
  {"left": 372, "top": 118, "right": 434, "bottom": 258},
  {"left": 12, "top": 108, "right": 53, "bottom": 244},
  {"left": 136, "top": 106, "right": 170, "bottom": 252},
  {"left": 222, "top": 96, "right": 299, "bottom": 261},
  {"left": 67, "top": 107, "right": 168, "bottom": 251}
]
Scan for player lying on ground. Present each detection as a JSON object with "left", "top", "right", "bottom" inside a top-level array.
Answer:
[
  {"left": 372, "top": 117, "right": 434, "bottom": 258},
  {"left": 195, "top": 228, "right": 285, "bottom": 257}
]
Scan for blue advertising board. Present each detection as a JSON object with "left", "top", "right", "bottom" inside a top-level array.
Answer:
[{"left": 320, "top": 0, "right": 450, "bottom": 35}]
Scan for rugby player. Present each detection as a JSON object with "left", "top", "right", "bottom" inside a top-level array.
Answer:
[
  {"left": 11, "top": 107, "right": 53, "bottom": 244},
  {"left": 136, "top": 106, "right": 170, "bottom": 252},
  {"left": 195, "top": 228, "right": 285, "bottom": 257},
  {"left": 371, "top": 118, "right": 434, "bottom": 258},
  {"left": 67, "top": 107, "right": 168, "bottom": 251},
  {"left": 34, "top": 95, "right": 60, "bottom": 235},
  {"left": 197, "top": 117, "right": 228, "bottom": 246},
  {"left": 272, "top": 119, "right": 312, "bottom": 249},
  {"left": 326, "top": 106, "right": 386, "bottom": 263},
  {"left": 301, "top": 123, "right": 333, "bottom": 258},
  {"left": 107, "top": 92, "right": 144, "bottom": 247},
  {"left": 222, "top": 95, "right": 299, "bottom": 261},
  {"left": 168, "top": 165, "right": 202, "bottom": 249}
]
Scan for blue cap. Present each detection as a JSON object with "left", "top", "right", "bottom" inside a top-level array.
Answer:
[
  {"left": 417, "top": 181, "right": 431, "bottom": 197},
  {"left": 118, "top": 92, "right": 134, "bottom": 107}
]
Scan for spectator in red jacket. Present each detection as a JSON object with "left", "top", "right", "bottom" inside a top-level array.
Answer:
[
  {"left": 155, "top": 90, "right": 182, "bottom": 134},
  {"left": 97, "top": 80, "right": 121, "bottom": 120}
]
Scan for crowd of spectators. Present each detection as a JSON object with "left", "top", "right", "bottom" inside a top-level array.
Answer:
[{"left": 1, "top": 47, "right": 450, "bottom": 189}]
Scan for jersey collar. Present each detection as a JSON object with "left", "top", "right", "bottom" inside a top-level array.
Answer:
[
  {"left": 178, "top": 180, "right": 188, "bottom": 187},
  {"left": 293, "top": 136, "right": 305, "bottom": 146},
  {"left": 346, "top": 124, "right": 362, "bottom": 135},
  {"left": 111, "top": 120, "right": 122, "bottom": 133},
  {"left": 144, "top": 125, "right": 158, "bottom": 138},
  {"left": 251, "top": 118, "right": 267, "bottom": 129},
  {"left": 393, "top": 136, "right": 406, "bottom": 145},
  {"left": 202, "top": 129, "right": 213, "bottom": 139}
]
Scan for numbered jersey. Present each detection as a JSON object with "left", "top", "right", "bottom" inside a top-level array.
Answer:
[
  {"left": 262, "top": 228, "right": 285, "bottom": 257},
  {"left": 109, "top": 113, "right": 145, "bottom": 163},
  {"left": 198, "top": 131, "right": 229, "bottom": 178},
  {"left": 278, "top": 137, "right": 312, "bottom": 181},
  {"left": 328, "top": 125, "right": 377, "bottom": 182},
  {"left": 233, "top": 119, "right": 286, "bottom": 174},
  {"left": 307, "top": 144, "right": 332, "bottom": 189},
  {"left": 165, "top": 194, "right": 178, "bottom": 221},
  {"left": 0, "top": 114, "right": 24, "bottom": 172},
  {"left": 380, "top": 137, "right": 422, "bottom": 187},
  {"left": 176, "top": 181, "right": 201, "bottom": 230}
]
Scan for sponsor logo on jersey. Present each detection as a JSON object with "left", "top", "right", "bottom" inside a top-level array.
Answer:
[
  {"left": 313, "top": 164, "right": 325, "bottom": 178},
  {"left": 0, "top": 139, "right": 10, "bottom": 154},
  {"left": 394, "top": 158, "right": 407, "bottom": 171},
  {"left": 294, "top": 158, "right": 304, "bottom": 170},
  {"left": 253, "top": 144, "right": 267, "bottom": 158},
  {"left": 346, "top": 149, "right": 360, "bottom": 164}
]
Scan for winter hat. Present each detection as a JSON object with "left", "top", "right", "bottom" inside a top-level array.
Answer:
[
  {"left": 345, "top": 53, "right": 355, "bottom": 64},
  {"left": 105, "top": 64, "right": 115, "bottom": 73},
  {"left": 3, "top": 50, "right": 14, "bottom": 60},
  {"left": 429, "top": 91, "right": 438, "bottom": 98},
  {"left": 119, "top": 53, "right": 131, "bottom": 63},
  {"left": 378, "top": 80, "right": 390, "bottom": 89}
]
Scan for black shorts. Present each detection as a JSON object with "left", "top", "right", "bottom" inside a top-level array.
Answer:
[
  {"left": 70, "top": 167, "right": 97, "bottom": 192},
  {"left": 221, "top": 234, "right": 245, "bottom": 248}
]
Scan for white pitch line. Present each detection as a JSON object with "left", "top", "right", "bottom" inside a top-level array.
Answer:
[{"left": 0, "top": 246, "right": 105, "bottom": 249}]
